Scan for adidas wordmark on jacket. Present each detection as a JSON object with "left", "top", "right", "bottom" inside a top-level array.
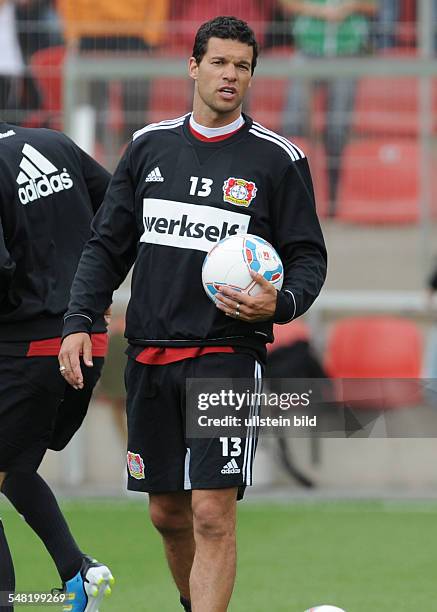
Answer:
[{"left": 0, "top": 123, "right": 111, "bottom": 344}]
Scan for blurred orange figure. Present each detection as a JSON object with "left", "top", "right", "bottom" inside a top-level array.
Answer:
[
  {"left": 57, "top": 0, "right": 169, "bottom": 50},
  {"left": 57, "top": 0, "right": 170, "bottom": 150}
]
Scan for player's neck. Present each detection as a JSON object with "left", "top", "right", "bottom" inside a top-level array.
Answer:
[
  {"left": 189, "top": 113, "right": 244, "bottom": 139},
  {"left": 191, "top": 101, "right": 243, "bottom": 129}
]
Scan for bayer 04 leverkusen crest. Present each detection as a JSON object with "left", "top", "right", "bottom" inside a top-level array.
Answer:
[
  {"left": 223, "top": 177, "right": 257, "bottom": 207},
  {"left": 127, "top": 451, "right": 145, "bottom": 479}
]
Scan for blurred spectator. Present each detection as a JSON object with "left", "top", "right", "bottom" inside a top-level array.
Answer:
[
  {"left": 15, "top": 0, "right": 63, "bottom": 58},
  {"left": 0, "top": 0, "right": 24, "bottom": 120},
  {"left": 57, "top": 0, "right": 170, "bottom": 151},
  {"left": 14, "top": 0, "right": 63, "bottom": 120},
  {"left": 374, "top": 0, "right": 400, "bottom": 49},
  {"left": 170, "top": 0, "right": 275, "bottom": 50},
  {"left": 278, "top": 0, "right": 377, "bottom": 216},
  {"left": 263, "top": 2, "right": 295, "bottom": 50}
]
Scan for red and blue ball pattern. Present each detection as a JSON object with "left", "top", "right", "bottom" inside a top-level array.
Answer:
[{"left": 202, "top": 233, "right": 284, "bottom": 303}]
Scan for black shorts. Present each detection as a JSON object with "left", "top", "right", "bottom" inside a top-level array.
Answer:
[
  {"left": 0, "top": 355, "right": 103, "bottom": 473},
  {"left": 125, "top": 352, "right": 263, "bottom": 498}
]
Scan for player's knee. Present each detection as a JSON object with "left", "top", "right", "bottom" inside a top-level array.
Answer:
[
  {"left": 192, "top": 498, "right": 235, "bottom": 541},
  {"left": 0, "top": 472, "right": 7, "bottom": 490},
  {"left": 149, "top": 497, "right": 193, "bottom": 537}
]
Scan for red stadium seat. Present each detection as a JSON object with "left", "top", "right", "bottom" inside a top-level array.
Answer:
[
  {"left": 336, "top": 139, "right": 422, "bottom": 224},
  {"left": 268, "top": 320, "right": 311, "bottom": 354},
  {"left": 353, "top": 49, "right": 437, "bottom": 137},
  {"left": 324, "top": 316, "right": 423, "bottom": 408},
  {"left": 353, "top": 78, "right": 437, "bottom": 138}
]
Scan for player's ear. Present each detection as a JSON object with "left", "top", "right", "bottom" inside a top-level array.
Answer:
[{"left": 189, "top": 57, "right": 198, "bottom": 80}]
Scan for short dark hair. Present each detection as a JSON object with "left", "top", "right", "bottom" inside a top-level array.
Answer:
[{"left": 192, "top": 16, "right": 258, "bottom": 75}]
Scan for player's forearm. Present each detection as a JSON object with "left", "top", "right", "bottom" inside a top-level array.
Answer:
[
  {"left": 276, "top": 244, "right": 327, "bottom": 323},
  {"left": 63, "top": 239, "right": 133, "bottom": 339},
  {"left": 272, "top": 160, "right": 327, "bottom": 323}
]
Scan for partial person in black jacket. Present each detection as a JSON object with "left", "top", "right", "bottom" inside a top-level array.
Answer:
[
  {"left": 429, "top": 262, "right": 437, "bottom": 296},
  {"left": 0, "top": 123, "right": 114, "bottom": 612},
  {"left": 60, "top": 16, "right": 327, "bottom": 612}
]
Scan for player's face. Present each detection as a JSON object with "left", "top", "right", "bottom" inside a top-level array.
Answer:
[{"left": 189, "top": 37, "right": 253, "bottom": 127}]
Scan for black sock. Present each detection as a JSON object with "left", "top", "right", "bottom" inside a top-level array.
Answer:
[
  {"left": 1, "top": 473, "right": 83, "bottom": 582},
  {"left": 180, "top": 596, "right": 192, "bottom": 612},
  {"left": 0, "top": 519, "right": 15, "bottom": 611}
]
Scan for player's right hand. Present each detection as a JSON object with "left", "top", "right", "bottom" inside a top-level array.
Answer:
[{"left": 58, "top": 332, "right": 93, "bottom": 390}]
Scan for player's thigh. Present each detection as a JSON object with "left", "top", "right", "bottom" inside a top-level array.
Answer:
[
  {"left": 125, "top": 358, "right": 187, "bottom": 492},
  {"left": 0, "top": 356, "right": 64, "bottom": 471},
  {"left": 49, "top": 357, "right": 104, "bottom": 451}
]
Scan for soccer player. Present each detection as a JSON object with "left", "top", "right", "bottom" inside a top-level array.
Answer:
[
  {"left": 0, "top": 122, "right": 114, "bottom": 611},
  {"left": 59, "top": 16, "right": 327, "bottom": 612}
]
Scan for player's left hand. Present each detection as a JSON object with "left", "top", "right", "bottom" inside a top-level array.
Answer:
[{"left": 215, "top": 270, "right": 278, "bottom": 322}]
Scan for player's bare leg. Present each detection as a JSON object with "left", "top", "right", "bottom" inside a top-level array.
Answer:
[
  {"left": 0, "top": 472, "right": 5, "bottom": 488},
  {"left": 190, "top": 488, "right": 238, "bottom": 612},
  {"left": 149, "top": 491, "right": 194, "bottom": 601}
]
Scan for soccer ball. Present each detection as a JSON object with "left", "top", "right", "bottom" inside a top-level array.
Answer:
[
  {"left": 202, "top": 233, "right": 283, "bottom": 303},
  {"left": 304, "top": 607, "right": 346, "bottom": 612}
]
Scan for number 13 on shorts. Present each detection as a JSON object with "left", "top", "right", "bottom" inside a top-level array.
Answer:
[{"left": 220, "top": 437, "right": 242, "bottom": 457}]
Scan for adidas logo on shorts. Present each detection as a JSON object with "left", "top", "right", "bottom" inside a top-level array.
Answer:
[
  {"left": 221, "top": 458, "right": 241, "bottom": 474},
  {"left": 16, "top": 143, "right": 74, "bottom": 205}
]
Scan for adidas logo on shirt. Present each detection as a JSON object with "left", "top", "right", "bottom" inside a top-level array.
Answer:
[
  {"left": 145, "top": 167, "right": 164, "bottom": 183},
  {"left": 221, "top": 459, "right": 241, "bottom": 475},
  {"left": 16, "top": 143, "right": 74, "bottom": 205}
]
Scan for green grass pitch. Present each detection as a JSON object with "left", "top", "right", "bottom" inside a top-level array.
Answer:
[{"left": 1, "top": 498, "right": 436, "bottom": 611}]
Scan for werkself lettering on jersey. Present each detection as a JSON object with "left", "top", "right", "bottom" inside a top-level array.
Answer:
[
  {"left": 140, "top": 198, "right": 250, "bottom": 252},
  {"left": 144, "top": 214, "right": 240, "bottom": 241}
]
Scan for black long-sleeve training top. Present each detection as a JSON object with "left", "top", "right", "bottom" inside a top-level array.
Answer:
[
  {"left": 0, "top": 122, "right": 110, "bottom": 348},
  {"left": 63, "top": 114, "right": 327, "bottom": 361}
]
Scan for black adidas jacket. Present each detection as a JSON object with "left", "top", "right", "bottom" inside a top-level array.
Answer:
[
  {"left": 63, "top": 114, "right": 327, "bottom": 360},
  {"left": 0, "top": 122, "right": 111, "bottom": 344}
]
